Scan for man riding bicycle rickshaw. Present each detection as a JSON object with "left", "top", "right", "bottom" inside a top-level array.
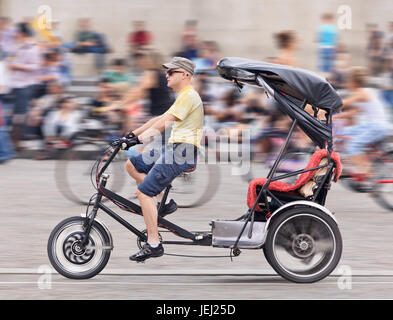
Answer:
[{"left": 122, "top": 57, "right": 203, "bottom": 262}]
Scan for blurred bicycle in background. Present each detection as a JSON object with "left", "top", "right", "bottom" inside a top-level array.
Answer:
[{"left": 333, "top": 120, "right": 393, "bottom": 211}]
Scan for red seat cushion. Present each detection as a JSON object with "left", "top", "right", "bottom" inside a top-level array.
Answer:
[{"left": 247, "top": 149, "right": 342, "bottom": 210}]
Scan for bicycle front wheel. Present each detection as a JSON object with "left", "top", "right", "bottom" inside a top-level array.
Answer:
[{"left": 48, "top": 216, "right": 111, "bottom": 279}]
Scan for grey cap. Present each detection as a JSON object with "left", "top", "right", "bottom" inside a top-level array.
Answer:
[{"left": 163, "top": 56, "right": 196, "bottom": 75}]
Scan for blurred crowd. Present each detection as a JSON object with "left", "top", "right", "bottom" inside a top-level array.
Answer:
[{"left": 0, "top": 13, "right": 392, "bottom": 164}]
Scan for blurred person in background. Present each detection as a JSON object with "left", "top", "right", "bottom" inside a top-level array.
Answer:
[
  {"left": 127, "top": 21, "right": 153, "bottom": 56},
  {"left": 51, "top": 47, "right": 72, "bottom": 87},
  {"left": 0, "top": 102, "right": 15, "bottom": 163},
  {"left": 210, "top": 87, "right": 244, "bottom": 131},
  {"left": 175, "top": 33, "right": 199, "bottom": 61},
  {"left": 193, "top": 73, "right": 215, "bottom": 130},
  {"left": 7, "top": 22, "right": 41, "bottom": 151},
  {"left": 102, "top": 58, "right": 132, "bottom": 94},
  {"left": 0, "top": 49, "right": 15, "bottom": 163},
  {"left": 270, "top": 30, "right": 299, "bottom": 67},
  {"left": 193, "top": 41, "right": 220, "bottom": 75},
  {"left": 333, "top": 66, "right": 390, "bottom": 180},
  {"left": 268, "top": 30, "right": 315, "bottom": 151},
  {"left": 220, "top": 91, "right": 271, "bottom": 142},
  {"left": 380, "top": 57, "right": 393, "bottom": 107},
  {"left": 316, "top": 13, "right": 339, "bottom": 74},
  {"left": 33, "top": 51, "right": 61, "bottom": 99},
  {"left": 0, "top": 17, "right": 15, "bottom": 58},
  {"left": 70, "top": 18, "right": 110, "bottom": 72},
  {"left": 25, "top": 80, "right": 64, "bottom": 142},
  {"left": 89, "top": 77, "right": 124, "bottom": 128},
  {"left": 366, "top": 24, "right": 385, "bottom": 76},
  {"left": 329, "top": 43, "right": 352, "bottom": 89},
  {"left": 382, "top": 22, "right": 393, "bottom": 59},
  {"left": 38, "top": 96, "right": 82, "bottom": 159},
  {"left": 180, "top": 20, "right": 199, "bottom": 49},
  {"left": 105, "top": 50, "right": 174, "bottom": 132}
]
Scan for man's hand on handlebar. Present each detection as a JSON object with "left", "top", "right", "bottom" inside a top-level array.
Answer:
[
  {"left": 126, "top": 130, "right": 135, "bottom": 138},
  {"left": 111, "top": 135, "right": 141, "bottom": 150}
]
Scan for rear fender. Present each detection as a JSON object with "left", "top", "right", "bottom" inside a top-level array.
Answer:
[{"left": 264, "top": 200, "right": 338, "bottom": 234}]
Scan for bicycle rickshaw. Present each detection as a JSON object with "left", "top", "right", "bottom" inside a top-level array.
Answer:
[{"left": 48, "top": 57, "right": 343, "bottom": 283}]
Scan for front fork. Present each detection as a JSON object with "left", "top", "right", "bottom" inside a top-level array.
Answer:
[{"left": 82, "top": 174, "right": 108, "bottom": 246}]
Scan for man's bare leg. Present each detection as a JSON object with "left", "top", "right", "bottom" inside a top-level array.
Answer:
[
  {"left": 136, "top": 189, "right": 160, "bottom": 244},
  {"left": 126, "top": 159, "right": 165, "bottom": 203},
  {"left": 126, "top": 159, "right": 146, "bottom": 183}
]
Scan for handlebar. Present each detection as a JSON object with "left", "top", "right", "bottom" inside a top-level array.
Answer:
[{"left": 98, "top": 136, "right": 140, "bottom": 179}]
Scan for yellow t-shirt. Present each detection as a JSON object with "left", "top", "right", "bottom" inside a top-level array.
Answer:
[{"left": 165, "top": 85, "right": 204, "bottom": 148}]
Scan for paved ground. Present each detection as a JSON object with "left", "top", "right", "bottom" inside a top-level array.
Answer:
[{"left": 2, "top": 159, "right": 393, "bottom": 300}]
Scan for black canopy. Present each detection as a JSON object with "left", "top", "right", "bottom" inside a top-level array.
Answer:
[
  {"left": 216, "top": 57, "right": 343, "bottom": 148},
  {"left": 216, "top": 57, "right": 342, "bottom": 112}
]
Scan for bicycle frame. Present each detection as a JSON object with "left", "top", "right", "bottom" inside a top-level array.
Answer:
[{"left": 82, "top": 145, "right": 212, "bottom": 247}]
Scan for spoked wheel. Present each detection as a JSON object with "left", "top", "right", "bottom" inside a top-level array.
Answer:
[
  {"left": 263, "top": 207, "right": 342, "bottom": 283},
  {"left": 47, "top": 216, "right": 112, "bottom": 279},
  {"left": 372, "top": 151, "right": 393, "bottom": 211},
  {"left": 55, "top": 142, "right": 125, "bottom": 205},
  {"left": 170, "top": 161, "right": 220, "bottom": 208}
]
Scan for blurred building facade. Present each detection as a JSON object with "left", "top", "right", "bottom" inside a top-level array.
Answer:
[{"left": 0, "top": 0, "right": 392, "bottom": 70}]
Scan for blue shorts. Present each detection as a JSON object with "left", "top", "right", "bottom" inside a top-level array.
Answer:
[{"left": 130, "top": 143, "right": 198, "bottom": 197}]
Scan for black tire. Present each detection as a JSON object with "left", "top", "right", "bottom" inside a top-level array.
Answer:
[
  {"left": 55, "top": 142, "right": 125, "bottom": 205},
  {"left": 372, "top": 151, "right": 393, "bottom": 211},
  {"left": 47, "top": 216, "right": 111, "bottom": 279},
  {"left": 263, "top": 206, "right": 342, "bottom": 283}
]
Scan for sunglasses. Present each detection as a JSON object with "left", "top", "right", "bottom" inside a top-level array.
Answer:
[{"left": 166, "top": 70, "right": 185, "bottom": 76}]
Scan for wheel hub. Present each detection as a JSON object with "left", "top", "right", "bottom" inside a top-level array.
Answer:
[
  {"left": 63, "top": 232, "right": 95, "bottom": 265},
  {"left": 71, "top": 241, "right": 85, "bottom": 256},
  {"left": 292, "top": 234, "right": 315, "bottom": 258}
]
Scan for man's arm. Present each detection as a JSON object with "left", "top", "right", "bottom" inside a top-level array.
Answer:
[
  {"left": 132, "top": 114, "right": 165, "bottom": 136},
  {"left": 138, "top": 113, "right": 178, "bottom": 143}
]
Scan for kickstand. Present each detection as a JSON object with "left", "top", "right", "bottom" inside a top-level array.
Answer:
[
  {"left": 231, "top": 209, "right": 255, "bottom": 258},
  {"left": 247, "top": 209, "right": 255, "bottom": 239}
]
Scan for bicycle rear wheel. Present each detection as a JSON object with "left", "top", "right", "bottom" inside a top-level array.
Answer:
[
  {"left": 372, "top": 151, "right": 393, "bottom": 211},
  {"left": 55, "top": 142, "right": 125, "bottom": 205},
  {"left": 263, "top": 207, "right": 342, "bottom": 283},
  {"left": 171, "top": 161, "right": 220, "bottom": 208}
]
